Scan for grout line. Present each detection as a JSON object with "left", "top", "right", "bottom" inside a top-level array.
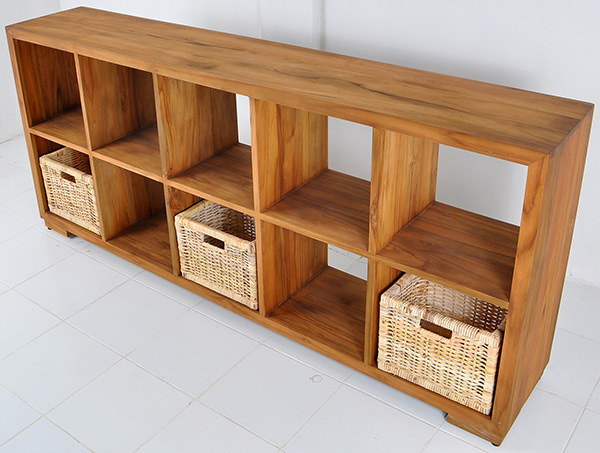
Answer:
[
  {"left": 563, "top": 376, "right": 600, "bottom": 451},
  {"left": 0, "top": 318, "right": 62, "bottom": 366},
  {"left": 197, "top": 400, "right": 281, "bottom": 450},
  {"left": 280, "top": 381, "right": 344, "bottom": 449},
  {"left": 133, "top": 400, "right": 195, "bottom": 452},
  {"left": 0, "top": 413, "right": 44, "bottom": 449},
  {"left": 555, "top": 326, "right": 600, "bottom": 345},
  {"left": 40, "top": 415, "right": 94, "bottom": 451},
  {"left": 419, "top": 425, "right": 441, "bottom": 453}
]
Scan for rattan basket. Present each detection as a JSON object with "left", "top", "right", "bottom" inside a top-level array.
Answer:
[
  {"left": 378, "top": 274, "right": 507, "bottom": 415},
  {"left": 175, "top": 200, "right": 258, "bottom": 310},
  {"left": 39, "top": 148, "right": 101, "bottom": 235}
]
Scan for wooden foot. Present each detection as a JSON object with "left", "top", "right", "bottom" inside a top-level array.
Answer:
[{"left": 44, "top": 219, "right": 71, "bottom": 237}]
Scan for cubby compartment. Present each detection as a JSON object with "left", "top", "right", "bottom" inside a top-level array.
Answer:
[
  {"left": 39, "top": 147, "right": 101, "bottom": 235},
  {"left": 78, "top": 56, "right": 161, "bottom": 179},
  {"left": 259, "top": 221, "right": 366, "bottom": 361},
  {"left": 13, "top": 41, "right": 86, "bottom": 149},
  {"left": 92, "top": 159, "right": 171, "bottom": 272},
  {"left": 378, "top": 273, "right": 507, "bottom": 415},
  {"left": 369, "top": 130, "right": 519, "bottom": 307},
  {"left": 156, "top": 76, "right": 253, "bottom": 211},
  {"left": 252, "top": 100, "right": 370, "bottom": 255}
]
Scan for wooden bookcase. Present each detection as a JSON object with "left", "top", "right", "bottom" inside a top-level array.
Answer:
[{"left": 7, "top": 8, "right": 593, "bottom": 445}]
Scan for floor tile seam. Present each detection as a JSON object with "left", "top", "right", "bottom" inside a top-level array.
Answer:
[
  {"left": 44, "top": 357, "right": 127, "bottom": 418},
  {"left": 342, "top": 378, "right": 444, "bottom": 428},
  {"left": 186, "top": 301, "right": 275, "bottom": 344},
  {"left": 259, "top": 340, "right": 351, "bottom": 383},
  {"left": 0, "top": 186, "right": 35, "bottom": 206},
  {"left": 0, "top": 380, "right": 44, "bottom": 416},
  {"left": 0, "top": 135, "right": 23, "bottom": 145},
  {"left": 131, "top": 273, "right": 207, "bottom": 310},
  {"left": 60, "top": 277, "right": 133, "bottom": 322},
  {"left": 561, "top": 404, "right": 586, "bottom": 453},
  {"left": 0, "top": 225, "right": 34, "bottom": 247},
  {"left": 0, "top": 319, "right": 63, "bottom": 365},
  {"left": 419, "top": 425, "right": 441, "bottom": 453},
  {"left": 556, "top": 326, "right": 600, "bottom": 344},
  {"left": 132, "top": 401, "right": 195, "bottom": 452},
  {"left": 0, "top": 205, "right": 38, "bottom": 228},
  {"left": 195, "top": 342, "right": 263, "bottom": 401},
  {"left": 77, "top": 248, "right": 145, "bottom": 279},
  {"left": 0, "top": 413, "right": 44, "bottom": 449},
  {"left": 40, "top": 414, "right": 94, "bottom": 452},
  {"left": 434, "top": 423, "right": 490, "bottom": 452},
  {"left": 535, "top": 385, "right": 590, "bottom": 409},
  {"left": 279, "top": 381, "right": 345, "bottom": 450},
  {"left": 196, "top": 400, "right": 282, "bottom": 450},
  {"left": 1, "top": 245, "right": 77, "bottom": 288}
]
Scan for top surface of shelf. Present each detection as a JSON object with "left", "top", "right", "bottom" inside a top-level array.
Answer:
[{"left": 8, "top": 7, "right": 593, "bottom": 163}]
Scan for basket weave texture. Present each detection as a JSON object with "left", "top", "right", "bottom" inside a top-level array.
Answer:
[
  {"left": 175, "top": 200, "right": 258, "bottom": 310},
  {"left": 378, "top": 274, "right": 507, "bottom": 415},
  {"left": 39, "top": 148, "right": 101, "bottom": 235}
]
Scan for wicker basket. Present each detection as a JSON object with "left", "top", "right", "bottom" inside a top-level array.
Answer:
[
  {"left": 175, "top": 200, "right": 258, "bottom": 310},
  {"left": 378, "top": 274, "right": 507, "bottom": 415},
  {"left": 39, "top": 148, "right": 101, "bottom": 235}
]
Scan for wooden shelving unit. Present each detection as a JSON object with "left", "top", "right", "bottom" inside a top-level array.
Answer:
[{"left": 7, "top": 8, "right": 593, "bottom": 445}]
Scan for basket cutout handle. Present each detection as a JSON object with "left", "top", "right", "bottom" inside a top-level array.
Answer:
[
  {"left": 60, "top": 172, "right": 76, "bottom": 183},
  {"left": 203, "top": 233, "right": 225, "bottom": 250},
  {"left": 420, "top": 319, "right": 452, "bottom": 341}
]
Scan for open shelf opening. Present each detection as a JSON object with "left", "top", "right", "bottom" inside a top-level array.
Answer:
[
  {"left": 252, "top": 101, "right": 371, "bottom": 255},
  {"left": 156, "top": 76, "right": 252, "bottom": 210},
  {"left": 78, "top": 56, "right": 157, "bottom": 160},
  {"left": 92, "top": 158, "right": 171, "bottom": 272},
  {"left": 262, "top": 223, "right": 366, "bottom": 361},
  {"left": 14, "top": 41, "right": 86, "bottom": 149}
]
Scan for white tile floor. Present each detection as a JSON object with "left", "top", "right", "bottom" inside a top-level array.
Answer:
[{"left": 0, "top": 135, "right": 599, "bottom": 452}]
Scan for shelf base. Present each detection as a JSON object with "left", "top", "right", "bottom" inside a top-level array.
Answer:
[{"left": 30, "top": 107, "right": 88, "bottom": 151}]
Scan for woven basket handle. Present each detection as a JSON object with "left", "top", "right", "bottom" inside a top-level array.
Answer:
[
  {"left": 419, "top": 319, "right": 453, "bottom": 343},
  {"left": 201, "top": 233, "right": 226, "bottom": 251},
  {"left": 60, "top": 171, "right": 76, "bottom": 184}
]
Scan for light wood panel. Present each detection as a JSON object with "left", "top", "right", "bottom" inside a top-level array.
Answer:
[
  {"left": 91, "top": 158, "right": 165, "bottom": 240},
  {"left": 78, "top": 55, "right": 156, "bottom": 150},
  {"left": 155, "top": 75, "right": 237, "bottom": 177},
  {"left": 251, "top": 99, "right": 328, "bottom": 210},
  {"left": 29, "top": 106, "right": 88, "bottom": 151},
  {"left": 165, "top": 186, "right": 201, "bottom": 275},
  {"left": 92, "top": 126, "right": 162, "bottom": 180},
  {"left": 492, "top": 111, "right": 593, "bottom": 437},
  {"left": 108, "top": 211, "right": 173, "bottom": 273},
  {"left": 256, "top": 221, "right": 327, "bottom": 315},
  {"left": 7, "top": 8, "right": 593, "bottom": 163},
  {"left": 364, "top": 260, "right": 401, "bottom": 365},
  {"left": 370, "top": 128, "right": 438, "bottom": 253},
  {"left": 378, "top": 202, "right": 518, "bottom": 306},
  {"left": 268, "top": 267, "right": 366, "bottom": 361},
  {"left": 13, "top": 40, "right": 81, "bottom": 126},
  {"left": 263, "top": 170, "right": 370, "bottom": 255},
  {"left": 168, "top": 144, "right": 254, "bottom": 212}
]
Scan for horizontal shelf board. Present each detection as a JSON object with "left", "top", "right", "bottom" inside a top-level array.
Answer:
[
  {"left": 108, "top": 211, "right": 173, "bottom": 273},
  {"left": 9, "top": 8, "right": 593, "bottom": 163},
  {"left": 92, "top": 126, "right": 162, "bottom": 181},
  {"left": 263, "top": 170, "right": 370, "bottom": 254},
  {"left": 378, "top": 201, "right": 518, "bottom": 306},
  {"left": 168, "top": 143, "right": 254, "bottom": 212},
  {"left": 29, "top": 106, "right": 88, "bottom": 151},
  {"left": 268, "top": 266, "right": 366, "bottom": 361}
]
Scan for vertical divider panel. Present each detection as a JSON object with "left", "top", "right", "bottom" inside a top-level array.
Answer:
[
  {"left": 165, "top": 186, "right": 201, "bottom": 275},
  {"left": 257, "top": 221, "right": 327, "bottom": 316},
  {"left": 78, "top": 56, "right": 156, "bottom": 150},
  {"left": 12, "top": 40, "right": 81, "bottom": 127},
  {"left": 154, "top": 75, "right": 238, "bottom": 178},
  {"left": 250, "top": 99, "right": 328, "bottom": 211},
  {"left": 73, "top": 54, "right": 93, "bottom": 150},
  {"left": 369, "top": 128, "right": 439, "bottom": 253},
  {"left": 250, "top": 98, "right": 328, "bottom": 315},
  {"left": 364, "top": 260, "right": 401, "bottom": 364},
  {"left": 365, "top": 128, "right": 438, "bottom": 364},
  {"left": 91, "top": 157, "right": 165, "bottom": 240}
]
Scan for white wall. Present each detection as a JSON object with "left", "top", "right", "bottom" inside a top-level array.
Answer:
[
  {"left": 0, "top": 0, "right": 60, "bottom": 142},
  {"left": 7, "top": 0, "right": 600, "bottom": 285}
]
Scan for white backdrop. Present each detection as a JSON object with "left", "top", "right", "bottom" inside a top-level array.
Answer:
[{"left": 3, "top": 0, "right": 599, "bottom": 286}]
